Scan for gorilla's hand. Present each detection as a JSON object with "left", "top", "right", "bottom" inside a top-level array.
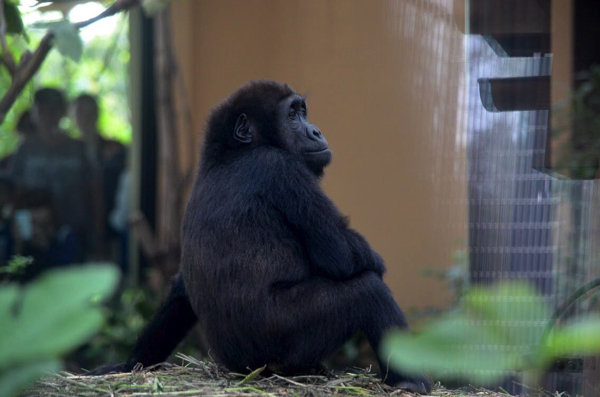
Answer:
[
  {"left": 367, "top": 250, "right": 386, "bottom": 277},
  {"left": 346, "top": 229, "right": 386, "bottom": 276}
]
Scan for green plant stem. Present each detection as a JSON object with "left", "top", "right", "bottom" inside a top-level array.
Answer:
[{"left": 541, "top": 277, "right": 600, "bottom": 344}]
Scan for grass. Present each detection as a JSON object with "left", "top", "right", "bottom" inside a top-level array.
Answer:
[{"left": 22, "top": 354, "right": 527, "bottom": 397}]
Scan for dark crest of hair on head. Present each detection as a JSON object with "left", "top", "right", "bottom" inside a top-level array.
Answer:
[{"left": 201, "top": 80, "right": 296, "bottom": 168}]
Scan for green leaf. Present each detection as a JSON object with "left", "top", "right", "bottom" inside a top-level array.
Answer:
[
  {"left": 0, "top": 360, "right": 59, "bottom": 397},
  {"left": 51, "top": 21, "right": 83, "bottom": 62},
  {"left": 32, "top": 20, "right": 83, "bottom": 62},
  {"left": 0, "top": 256, "right": 33, "bottom": 275},
  {"left": 24, "top": 263, "right": 118, "bottom": 306},
  {"left": 383, "top": 282, "right": 600, "bottom": 385},
  {"left": 544, "top": 317, "right": 600, "bottom": 359},
  {"left": 0, "top": 265, "right": 119, "bottom": 368},
  {"left": 381, "top": 313, "right": 520, "bottom": 383},
  {"left": 3, "top": 1, "right": 24, "bottom": 35},
  {"left": 0, "top": 284, "right": 19, "bottom": 315},
  {"left": 465, "top": 282, "right": 550, "bottom": 346}
]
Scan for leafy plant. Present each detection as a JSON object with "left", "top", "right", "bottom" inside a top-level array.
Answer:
[
  {"left": 0, "top": 264, "right": 119, "bottom": 396},
  {"left": 31, "top": 20, "right": 83, "bottom": 62},
  {"left": 0, "top": 255, "right": 33, "bottom": 277},
  {"left": 382, "top": 281, "right": 600, "bottom": 384},
  {"left": 73, "top": 283, "right": 205, "bottom": 370},
  {"left": 3, "top": 1, "right": 23, "bottom": 35},
  {"left": 77, "top": 286, "right": 159, "bottom": 368},
  {"left": 0, "top": 0, "right": 170, "bottom": 126}
]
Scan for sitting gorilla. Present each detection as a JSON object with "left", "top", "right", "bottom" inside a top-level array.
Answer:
[{"left": 89, "top": 80, "right": 430, "bottom": 394}]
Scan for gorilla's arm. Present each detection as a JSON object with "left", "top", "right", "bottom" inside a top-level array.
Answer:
[
  {"left": 260, "top": 154, "right": 382, "bottom": 278},
  {"left": 86, "top": 274, "right": 197, "bottom": 375},
  {"left": 345, "top": 228, "right": 386, "bottom": 277}
]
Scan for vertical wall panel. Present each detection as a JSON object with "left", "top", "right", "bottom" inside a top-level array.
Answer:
[{"left": 169, "top": 0, "right": 468, "bottom": 312}]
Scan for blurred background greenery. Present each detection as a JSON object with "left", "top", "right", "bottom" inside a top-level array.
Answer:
[{"left": 0, "top": 1, "right": 131, "bottom": 159}]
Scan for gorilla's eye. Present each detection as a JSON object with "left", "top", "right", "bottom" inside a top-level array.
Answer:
[{"left": 289, "top": 109, "right": 297, "bottom": 119}]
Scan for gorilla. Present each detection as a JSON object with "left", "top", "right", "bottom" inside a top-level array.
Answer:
[{"left": 89, "top": 81, "right": 430, "bottom": 394}]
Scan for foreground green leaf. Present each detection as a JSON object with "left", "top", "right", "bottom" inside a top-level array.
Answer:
[
  {"left": 0, "top": 360, "right": 59, "bottom": 397},
  {"left": 544, "top": 317, "right": 600, "bottom": 359},
  {"left": 465, "top": 282, "right": 550, "bottom": 346},
  {"left": 3, "top": 1, "right": 24, "bottom": 35},
  {"left": 382, "top": 313, "right": 520, "bottom": 382},
  {"left": 0, "top": 264, "right": 119, "bottom": 368},
  {"left": 384, "top": 281, "right": 600, "bottom": 385}
]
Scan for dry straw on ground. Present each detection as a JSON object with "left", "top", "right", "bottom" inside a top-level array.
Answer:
[{"left": 24, "top": 354, "right": 517, "bottom": 397}]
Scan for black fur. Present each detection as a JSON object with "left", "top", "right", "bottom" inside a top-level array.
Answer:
[{"left": 87, "top": 81, "right": 430, "bottom": 394}]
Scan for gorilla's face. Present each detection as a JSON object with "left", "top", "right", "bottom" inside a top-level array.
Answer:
[
  {"left": 230, "top": 88, "right": 331, "bottom": 177},
  {"left": 278, "top": 95, "right": 331, "bottom": 176}
]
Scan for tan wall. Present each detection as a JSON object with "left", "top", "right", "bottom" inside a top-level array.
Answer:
[{"left": 169, "top": 0, "right": 468, "bottom": 314}]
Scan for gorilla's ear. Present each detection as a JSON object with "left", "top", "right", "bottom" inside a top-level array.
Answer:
[{"left": 234, "top": 114, "right": 253, "bottom": 144}]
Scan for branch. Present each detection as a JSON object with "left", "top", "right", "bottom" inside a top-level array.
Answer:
[
  {"left": 74, "top": 0, "right": 140, "bottom": 30},
  {"left": 0, "top": 34, "right": 53, "bottom": 122},
  {"left": 0, "top": 0, "right": 141, "bottom": 124}
]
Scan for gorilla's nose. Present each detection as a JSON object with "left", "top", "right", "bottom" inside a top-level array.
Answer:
[{"left": 308, "top": 127, "right": 323, "bottom": 141}]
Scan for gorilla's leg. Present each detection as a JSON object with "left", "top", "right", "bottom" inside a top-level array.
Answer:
[
  {"left": 274, "top": 271, "right": 430, "bottom": 394},
  {"left": 87, "top": 273, "right": 198, "bottom": 375}
]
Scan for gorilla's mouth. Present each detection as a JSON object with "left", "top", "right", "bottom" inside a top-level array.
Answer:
[
  {"left": 305, "top": 148, "right": 331, "bottom": 155},
  {"left": 304, "top": 148, "right": 332, "bottom": 171}
]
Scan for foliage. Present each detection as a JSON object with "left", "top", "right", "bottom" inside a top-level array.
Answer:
[
  {"left": 31, "top": 11, "right": 132, "bottom": 143},
  {"left": 74, "top": 283, "right": 203, "bottom": 370},
  {"left": 32, "top": 19, "right": 83, "bottom": 61},
  {"left": 77, "top": 286, "right": 159, "bottom": 368},
  {"left": 0, "top": 33, "right": 35, "bottom": 157},
  {"left": 0, "top": 0, "right": 138, "bottom": 159},
  {"left": 553, "top": 65, "right": 600, "bottom": 179},
  {"left": 3, "top": 1, "right": 23, "bottom": 34},
  {"left": 0, "top": 255, "right": 33, "bottom": 277},
  {"left": 382, "top": 281, "right": 600, "bottom": 384},
  {"left": 0, "top": 264, "right": 119, "bottom": 397}
]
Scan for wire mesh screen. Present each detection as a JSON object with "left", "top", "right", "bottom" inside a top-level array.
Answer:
[
  {"left": 384, "top": 0, "right": 599, "bottom": 394},
  {"left": 552, "top": 181, "right": 600, "bottom": 394},
  {"left": 466, "top": 35, "right": 554, "bottom": 393},
  {"left": 463, "top": 1, "right": 600, "bottom": 395}
]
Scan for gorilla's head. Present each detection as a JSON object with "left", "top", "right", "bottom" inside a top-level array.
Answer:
[{"left": 204, "top": 80, "right": 331, "bottom": 176}]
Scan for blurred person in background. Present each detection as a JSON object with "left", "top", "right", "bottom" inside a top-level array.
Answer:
[
  {"left": 12, "top": 188, "right": 77, "bottom": 281},
  {"left": 11, "top": 88, "right": 101, "bottom": 261},
  {"left": 73, "top": 94, "right": 126, "bottom": 261},
  {"left": 15, "top": 109, "right": 38, "bottom": 142}
]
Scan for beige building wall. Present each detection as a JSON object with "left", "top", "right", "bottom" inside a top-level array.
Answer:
[{"left": 169, "top": 0, "right": 468, "bottom": 314}]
